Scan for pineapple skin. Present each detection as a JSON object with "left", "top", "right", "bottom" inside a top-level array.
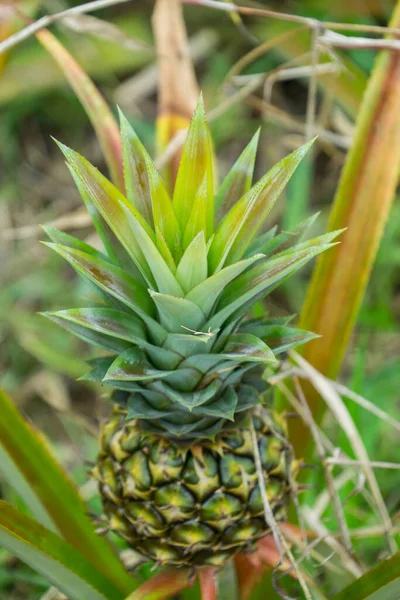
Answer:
[{"left": 94, "top": 406, "right": 296, "bottom": 567}]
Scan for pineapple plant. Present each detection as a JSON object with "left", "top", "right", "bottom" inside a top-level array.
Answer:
[{"left": 43, "top": 98, "right": 338, "bottom": 568}]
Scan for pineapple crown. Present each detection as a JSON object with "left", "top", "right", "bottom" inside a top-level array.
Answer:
[{"left": 42, "top": 97, "right": 340, "bottom": 440}]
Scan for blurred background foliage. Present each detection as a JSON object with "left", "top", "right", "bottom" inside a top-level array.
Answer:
[{"left": 1, "top": 0, "right": 399, "bottom": 598}]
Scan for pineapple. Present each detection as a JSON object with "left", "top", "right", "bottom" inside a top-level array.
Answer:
[{"left": 43, "top": 99, "right": 338, "bottom": 568}]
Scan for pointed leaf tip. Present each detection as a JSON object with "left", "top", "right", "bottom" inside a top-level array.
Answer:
[
  {"left": 173, "top": 95, "right": 214, "bottom": 242},
  {"left": 210, "top": 140, "right": 313, "bottom": 272},
  {"left": 215, "top": 128, "right": 261, "bottom": 217}
]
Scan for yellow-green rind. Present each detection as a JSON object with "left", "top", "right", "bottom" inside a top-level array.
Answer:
[{"left": 93, "top": 406, "right": 297, "bottom": 567}]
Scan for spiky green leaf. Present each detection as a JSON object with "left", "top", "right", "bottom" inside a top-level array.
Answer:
[
  {"left": 156, "top": 379, "right": 220, "bottom": 410},
  {"left": 44, "top": 243, "right": 155, "bottom": 321},
  {"left": 241, "top": 322, "right": 319, "bottom": 355},
  {"left": 182, "top": 174, "right": 208, "bottom": 249},
  {"left": 43, "top": 312, "right": 131, "bottom": 353},
  {"left": 208, "top": 233, "right": 340, "bottom": 330},
  {"left": 150, "top": 291, "right": 206, "bottom": 333},
  {"left": 145, "top": 155, "right": 182, "bottom": 259},
  {"left": 209, "top": 139, "right": 315, "bottom": 272},
  {"left": 119, "top": 109, "right": 153, "bottom": 225},
  {"left": 215, "top": 129, "right": 260, "bottom": 216},
  {"left": 176, "top": 232, "right": 208, "bottom": 293},
  {"left": 192, "top": 387, "right": 238, "bottom": 421},
  {"left": 105, "top": 347, "right": 173, "bottom": 382},
  {"left": 67, "top": 165, "right": 132, "bottom": 271},
  {"left": 155, "top": 227, "right": 177, "bottom": 273},
  {"left": 118, "top": 201, "right": 184, "bottom": 297},
  {"left": 172, "top": 96, "right": 214, "bottom": 242},
  {"left": 0, "top": 502, "right": 123, "bottom": 600},
  {"left": 222, "top": 333, "right": 277, "bottom": 363},
  {"left": 57, "top": 142, "right": 156, "bottom": 285},
  {"left": 186, "top": 253, "right": 263, "bottom": 316},
  {"left": 43, "top": 227, "right": 108, "bottom": 262}
]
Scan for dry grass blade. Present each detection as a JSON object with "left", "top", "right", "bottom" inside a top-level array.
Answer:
[
  {"left": 36, "top": 29, "right": 124, "bottom": 189},
  {"left": 61, "top": 14, "right": 152, "bottom": 52},
  {"left": 226, "top": 27, "right": 308, "bottom": 80},
  {"left": 305, "top": 25, "right": 320, "bottom": 141},
  {"left": 250, "top": 415, "right": 284, "bottom": 564},
  {"left": 5, "top": 0, "right": 400, "bottom": 58},
  {"left": 301, "top": 507, "right": 363, "bottom": 578},
  {"left": 184, "top": 0, "right": 400, "bottom": 37},
  {"left": 348, "top": 526, "right": 400, "bottom": 539},
  {"left": 332, "top": 382, "right": 400, "bottom": 433},
  {"left": 0, "top": 0, "right": 134, "bottom": 54},
  {"left": 319, "top": 30, "right": 400, "bottom": 51},
  {"left": 250, "top": 415, "right": 313, "bottom": 600},
  {"left": 326, "top": 458, "right": 400, "bottom": 470},
  {"left": 293, "top": 377, "right": 354, "bottom": 555},
  {"left": 271, "top": 367, "right": 400, "bottom": 433},
  {"left": 115, "top": 29, "right": 218, "bottom": 109},
  {"left": 3, "top": 208, "right": 91, "bottom": 240},
  {"left": 312, "top": 471, "right": 355, "bottom": 518},
  {"left": 152, "top": 0, "right": 199, "bottom": 190},
  {"left": 291, "top": 352, "right": 397, "bottom": 555}
]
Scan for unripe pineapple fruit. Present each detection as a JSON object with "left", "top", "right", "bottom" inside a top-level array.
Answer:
[
  {"left": 95, "top": 407, "right": 295, "bottom": 566},
  {"left": 44, "top": 98, "right": 338, "bottom": 568}
]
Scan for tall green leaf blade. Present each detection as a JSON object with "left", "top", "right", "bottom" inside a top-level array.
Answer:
[
  {"left": 43, "top": 226, "right": 108, "bottom": 262},
  {"left": 56, "top": 142, "right": 156, "bottom": 286},
  {"left": 155, "top": 227, "right": 178, "bottom": 273},
  {"left": 182, "top": 174, "right": 208, "bottom": 249},
  {"left": 332, "top": 552, "right": 400, "bottom": 600},
  {"left": 105, "top": 347, "right": 174, "bottom": 382},
  {"left": 0, "top": 390, "right": 133, "bottom": 594},
  {"left": 209, "top": 139, "right": 314, "bottom": 272},
  {"left": 186, "top": 253, "right": 263, "bottom": 316},
  {"left": 208, "top": 235, "right": 339, "bottom": 330},
  {"left": 36, "top": 29, "right": 124, "bottom": 190},
  {"left": 119, "top": 109, "right": 182, "bottom": 258},
  {"left": 215, "top": 129, "right": 260, "bottom": 216},
  {"left": 43, "top": 312, "right": 132, "bottom": 353},
  {"left": 44, "top": 243, "right": 155, "bottom": 321},
  {"left": 45, "top": 308, "right": 147, "bottom": 346},
  {"left": 240, "top": 323, "right": 319, "bottom": 355},
  {"left": 150, "top": 291, "right": 206, "bottom": 333},
  {"left": 172, "top": 96, "right": 214, "bottom": 242},
  {"left": 119, "top": 109, "right": 153, "bottom": 224},
  {"left": 67, "top": 164, "right": 129, "bottom": 269},
  {"left": 222, "top": 333, "right": 277, "bottom": 363},
  {"left": 145, "top": 155, "right": 182, "bottom": 259},
  {"left": 118, "top": 201, "right": 184, "bottom": 297},
  {"left": 0, "top": 501, "right": 124, "bottom": 600},
  {"left": 176, "top": 231, "right": 208, "bottom": 293}
]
